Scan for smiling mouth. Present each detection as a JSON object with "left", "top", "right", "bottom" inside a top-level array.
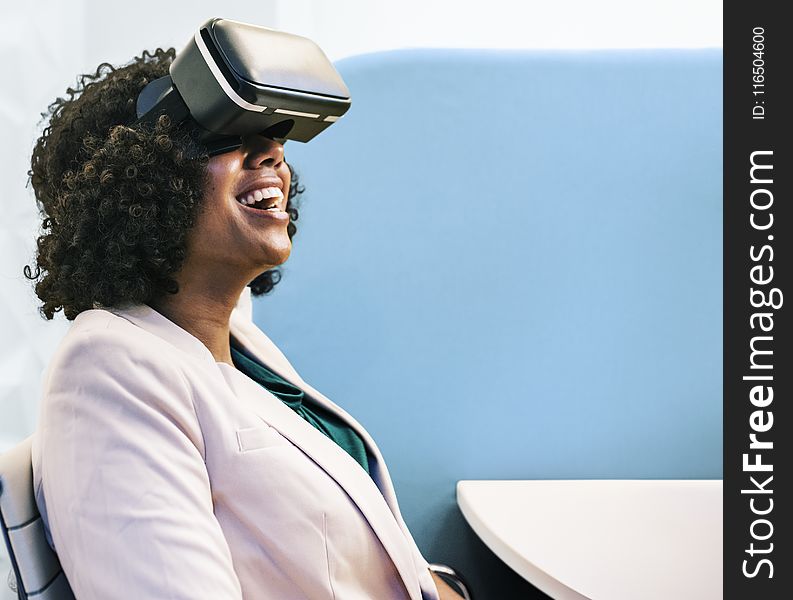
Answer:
[{"left": 235, "top": 186, "right": 284, "bottom": 211}]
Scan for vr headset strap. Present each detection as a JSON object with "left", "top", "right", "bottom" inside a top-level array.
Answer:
[{"left": 134, "top": 75, "right": 191, "bottom": 128}]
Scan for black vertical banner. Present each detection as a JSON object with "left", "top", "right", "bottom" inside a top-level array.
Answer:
[{"left": 724, "top": 2, "right": 791, "bottom": 599}]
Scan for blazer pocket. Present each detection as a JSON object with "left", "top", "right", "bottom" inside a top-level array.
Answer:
[{"left": 236, "top": 424, "right": 292, "bottom": 452}]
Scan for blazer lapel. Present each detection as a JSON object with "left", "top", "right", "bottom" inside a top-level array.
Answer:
[
  {"left": 227, "top": 310, "right": 426, "bottom": 600},
  {"left": 228, "top": 310, "right": 411, "bottom": 523},
  {"left": 216, "top": 359, "right": 422, "bottom": 600}
]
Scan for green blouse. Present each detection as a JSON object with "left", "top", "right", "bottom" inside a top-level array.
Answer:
[{"left": 230, "top": 337, "right": 372, "bottom": 476}]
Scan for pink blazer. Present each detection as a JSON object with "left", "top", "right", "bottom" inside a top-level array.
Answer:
[{"left": 31, "top": 288, "right": 440, "bottom": 599}]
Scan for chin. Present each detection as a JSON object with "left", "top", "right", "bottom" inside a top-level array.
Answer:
[{"left": 262, "top": 241, "right": 292, "bottom": 267}]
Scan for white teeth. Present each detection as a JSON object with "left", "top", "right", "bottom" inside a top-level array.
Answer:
[
  {"left": 262, "top": 187, "right": 283, "bottom": 199},
  {"left": 236, "top": 186, "right": 284, "bottom": 206}
]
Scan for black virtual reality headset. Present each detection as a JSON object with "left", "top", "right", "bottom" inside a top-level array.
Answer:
[{"left": 134, "top": 17, "right": 351, "bottom": 156}]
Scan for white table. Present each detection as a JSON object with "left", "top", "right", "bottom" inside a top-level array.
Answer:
[{"left": 457, "top": 480, "right": 722, "bottom": 600}]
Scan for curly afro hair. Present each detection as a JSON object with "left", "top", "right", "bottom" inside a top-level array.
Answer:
[{"left": 24, "top": 47, "right": 303, "bottom": 321}]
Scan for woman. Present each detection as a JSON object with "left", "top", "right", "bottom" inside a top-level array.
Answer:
[{"left": 26, "top": 48, "right": 461, "bottom": 599}]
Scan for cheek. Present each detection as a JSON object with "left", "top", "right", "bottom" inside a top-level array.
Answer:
[
  {"left": 201, "top": 157, "right": 239, "bottom": 227},
  {"left": 205, "top": 154, "right": 240, "bottom": 198},
  {"left": 189, "top": 189, "right": 235, "bottom": 253}
]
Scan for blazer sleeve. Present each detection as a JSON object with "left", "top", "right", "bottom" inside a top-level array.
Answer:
[{"left": 36, "top": 327, "right": 243, "bottom": 599}]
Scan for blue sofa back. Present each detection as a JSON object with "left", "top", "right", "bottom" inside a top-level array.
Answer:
[{"left": 253, "top": 48, "right": 722, "bottom": 598}]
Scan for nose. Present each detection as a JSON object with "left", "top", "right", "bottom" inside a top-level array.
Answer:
[{"left": 243, "top": 135, "right": 285, "bottom": 170}]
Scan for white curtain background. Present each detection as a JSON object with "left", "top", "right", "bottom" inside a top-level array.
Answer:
[{"left": 0, "top": 0, "right": 721, "bottom": 595}]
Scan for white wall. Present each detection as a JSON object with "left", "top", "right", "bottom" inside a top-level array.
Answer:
[
  {"left": 56, "top": 0, "right": 725, "bottom": 74},
  {"left": 0, "top": 0, "right": 720, "bottom": 595},
  {"left": 276, "top": 0, "right": 722, "bottom": 60},
  {"left": 1, "top": 3, "right": 86, "bottom": 453}
]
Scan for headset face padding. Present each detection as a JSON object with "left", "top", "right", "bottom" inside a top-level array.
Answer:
[{"left": 135, "top": 17, "right": 351, "bottom": 151}]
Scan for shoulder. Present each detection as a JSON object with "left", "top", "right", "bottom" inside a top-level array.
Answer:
[
  {"left": 38, "top": 307, "right": 205, "bottom": 456},
  {"left": 61, "top": 306, "right": 174, "bottom": 350},
  {"left": 41, "top": 308, "right": 196, "bottom": 415},
  {"left": 48, "top": 308, "right": 188, "bottom": 378}
]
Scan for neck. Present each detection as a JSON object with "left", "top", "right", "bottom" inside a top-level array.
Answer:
[{"left": 148, "top": 267, "right": 252, "bottom": 366}]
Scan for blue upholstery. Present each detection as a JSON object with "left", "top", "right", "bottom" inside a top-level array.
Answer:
[{"left": 253, "top": 48, "right": 722, "bottom": 598}]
